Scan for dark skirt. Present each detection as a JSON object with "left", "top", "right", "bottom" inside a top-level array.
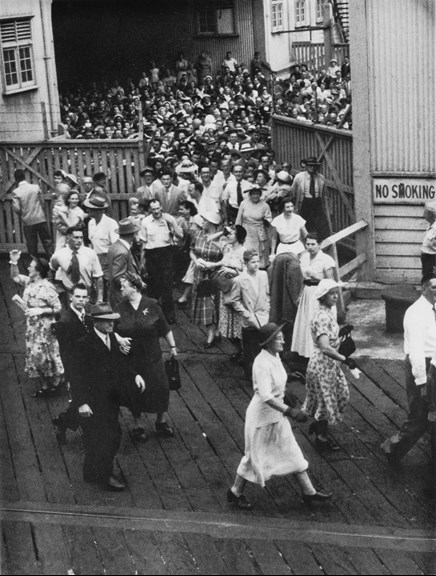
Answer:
[{"left": 125, "top": 359, "right": 170, "bottom": 417}]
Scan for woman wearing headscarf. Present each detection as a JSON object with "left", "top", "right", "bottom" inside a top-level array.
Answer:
[
  {"left": 227, "top": 323, "right": 332, "bottom": 510},
  {"left": 302, "top": 279, "right": 357, "bottom": 451}
]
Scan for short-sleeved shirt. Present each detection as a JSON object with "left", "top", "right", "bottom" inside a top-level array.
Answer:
[
  {"left": 88, "top": 214, "right": 119, "bottom": 254},
  {"left": 272, "top": 213, "right": 306, "bottom": 243},
  {"left": 50, "top": 245, "right": 103, "bottom": 290},
  {"left": 422, "top": 222, "right": 436, "bottom": 255},
  {"left": 139, "top": 214, "right": 175, "bottom": 249},
  {"left": 299, "top": 250, "right": 335, "bottom": 281}
]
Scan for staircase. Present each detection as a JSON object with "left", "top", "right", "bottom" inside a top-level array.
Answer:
[{"left": 331, "top": 0, "right": 350, "bottom": 43}]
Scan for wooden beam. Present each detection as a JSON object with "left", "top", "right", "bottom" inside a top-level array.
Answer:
[
  {"left": 340, "top": 253, "right": 367, "bottom": 277},
  {"left": 0, "top": 147, "right": 52, "bottom": 191},
  {"left": 0, "top": 146, "right": 46, "bottom": 197},
  {"left": 321, "top": 219, "right": 368, "bottom": 249}
]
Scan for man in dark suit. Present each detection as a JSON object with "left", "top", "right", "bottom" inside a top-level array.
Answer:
[
  {"left": 71, "top": 303, "right": 145, "bottom": 491},
  {"left": 107, "top": 218, "right": 139, "bottom": 308},
  {"left": 52, "top": 283, "right": 92, "bottom": 443}
]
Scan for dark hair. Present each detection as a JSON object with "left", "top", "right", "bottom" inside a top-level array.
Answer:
[
  {"left": 192, "top": 181, "right": 204, "bottom": 194},
  {"left": 65, "top": 189, "right": 80, "bottom": 205},
  {"left": 66, "top": 225, "right": 84, "bottom": 236},
  {"left": 122, "top": 272, "right": 146, "bottom": 292},
  {"left": 14, "top": 169, "right": 26, "bottom": 182},
  {"left": 70, "top": 282, "right": 88, "bottom": 295},
  {"left": 422, "top": 273, "right": 436, "bottom": 286},
  {"left": 93, "top": 172, "right": 106, "bottom": 182},
  {"left": 31, "top": 257, "right": 50, "bottom": 279},
  {"left": 54, "top": 170, "right": 65, "bottom": 179},
  {"left": 179, "top": 200, "right": 198, "bottom": 216},
  {"left": 243, "top": 249, "right": 259, "bottom": 262},
  {"left": 306, "top": 232, "right": 319, "bottom": 243}
]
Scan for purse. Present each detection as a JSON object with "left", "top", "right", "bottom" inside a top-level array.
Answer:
[
  {"left": 165, "top": 357, "right": 181, "bottom": 391},
  {"left": 210, "top": 268, "right": 234, "bottom": 294},
  {"left": 196, "top": 278, "right": 214, "bottom": 297},
  {"left": 338, "top": 330, "right": 356, "bottom": 358}
]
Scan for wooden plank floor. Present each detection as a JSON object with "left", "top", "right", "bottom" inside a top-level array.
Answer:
[{"left": 0, "top": 259, "right": 435, "bottom": 575}]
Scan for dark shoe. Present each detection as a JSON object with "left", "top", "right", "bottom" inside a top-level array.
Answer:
[
  {"left": 33, "top": 387, "right": 54, "bottom": 398},
  {"left": 302, "top": 491, "right": 333, "bottom": 505},
  {"left": 227, "top": 489, "right": 253, "bottom": 510},
  {"left": 204, "top": 338, "right": 215, "bottom": 349},
  {"left": 155, "top": 420, "right": 175, "bottom": 437},
  {"left": 176, "top": 300, "right": 188, "bottom": 308},
  {"left": 131, "top": 427, "right": 148, "bottom": 442},
  {"left": 308, "top": 422, "right": 317, "bottom": 435},
  {"left": 315, "top": 437, "right": 340, "bottom": 451},
  {"left": 105, "top": 475, "right": 126, "bottom": 492}
]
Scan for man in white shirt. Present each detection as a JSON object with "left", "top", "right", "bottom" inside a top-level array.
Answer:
[
  {"left": 224, "top": 164, "right": 252, "bottom": 224},
  {"left": 139, "top": 199, "right": 183, "bottom": 323},
  {"left": 50, "top": 226, "right": 104, "bottom": 304},
  {"left": 85, "top": 195, "right": 119, "bottom": 296},
  {"left": 381, "top": 273, "right": 436, "bottom": 466},
  {"left": 199, "top": 165, "right": 226, "bottom": 223}
]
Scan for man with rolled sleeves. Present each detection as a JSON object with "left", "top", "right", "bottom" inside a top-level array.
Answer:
[
  {"left": 70, "top": 303, "right": 145, "bottom": 491},
  {"left": 381, "top": 273, "right": 436, "bottom": 469}
]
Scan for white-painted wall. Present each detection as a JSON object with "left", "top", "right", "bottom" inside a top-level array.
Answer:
[{"left": 0, "top": 0, "right": 60, "bottom": 141}]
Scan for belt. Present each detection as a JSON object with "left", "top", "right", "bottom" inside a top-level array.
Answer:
[
  {"left": 280, "top": 239, "right": 299, "bottom": 245},
  {"left": 303, "top": 279, "right": 320, "bottom": 286}
]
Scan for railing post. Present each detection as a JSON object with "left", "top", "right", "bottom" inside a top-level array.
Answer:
[
  {"left": 41, "top": 102, "right": 49, "bottom": 141},
  {"left": 138, "top": 100, "right": 146, "bottom": 172}
]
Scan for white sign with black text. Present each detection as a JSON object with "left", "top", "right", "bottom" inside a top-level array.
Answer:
[{"left": 373, "top": 178, "right": 436, "bottom": 204}]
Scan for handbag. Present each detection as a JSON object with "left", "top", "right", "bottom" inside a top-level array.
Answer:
[
  {"left": 165, "top": 357, "right": 181, "bottom": 391},
  {"left": 210, "top": 268, "right": 234, "bottom": 294},
  {"left": 338, "top": 325, "right": 356, "bottom": 358},
  {"left": 196, "top": 277, "right": 214, "bottom": 297}
]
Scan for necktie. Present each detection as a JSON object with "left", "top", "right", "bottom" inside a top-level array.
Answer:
[
  {"left": 309, "top": 175, "right": 316, "bottom": 198},
  {"left": 105, "top": 334, "right": 111, "bottom": 350},
  {"left": 69, "top": 250, "right": 81, "bottom": 283},
  {"left": 237, "top": 182, "right": 243, "bottom": 205}
]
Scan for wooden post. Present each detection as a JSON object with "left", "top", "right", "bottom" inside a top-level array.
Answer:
[
  {"left": 138, "top": 100, "right": 146, "bottom": 172},
  {"left": 41, "top": 102, "right": 49, "bottom": 141},
  {"left": 322, "top": 2, "right": 333, "bottom": 66},
  {"left": 323, "top": 193, "right": 346, "bottom": 321}
]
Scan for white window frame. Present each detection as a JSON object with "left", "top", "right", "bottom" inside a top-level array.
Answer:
[
  {"left": 271, "top": 1, "right": 284, "bottom": 32},
  {"left": 295, "top": 0, "right": 306, "bottom": 27},
  {"left": 316, "top": 0, "right": 323, "bottom": 22},
  {"left": 1, "top": 18, "right": 36, "bottom": 94},
  {"left": 197, "top": 0, "right": 236, "bottom": 36}
]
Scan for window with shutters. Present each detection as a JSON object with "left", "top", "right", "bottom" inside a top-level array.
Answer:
[
  {"left": 295, "top": 0, "right": 306, "bottom": 26},
  {"left": 272, "top": 1, "right": 284, "bottom": 32},
  {"left": 197, "top": 0, "right": 236, "bottom": 36},
  {"left": 1, "top": 18, "right": 36, "bottom": 93}
]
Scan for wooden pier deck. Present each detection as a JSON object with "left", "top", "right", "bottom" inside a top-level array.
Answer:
[{"left": 0, "top": 259, "right": 435, "bottom": 575}]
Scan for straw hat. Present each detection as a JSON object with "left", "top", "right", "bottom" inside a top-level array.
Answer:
[{"left": 314, "top": 279, "right": 343, "bottom": 300}]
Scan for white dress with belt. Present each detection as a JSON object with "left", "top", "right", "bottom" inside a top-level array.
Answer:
[{"left": 237, "top": 349, "right": 308, "bottom": 487}]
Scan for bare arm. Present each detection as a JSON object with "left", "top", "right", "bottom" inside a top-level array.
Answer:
[{"left": 317, "top": 333, "right": 345, "bottom": 363}]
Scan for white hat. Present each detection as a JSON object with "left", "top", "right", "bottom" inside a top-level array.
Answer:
[
  {"left": 199, "top": 207, "right": 221, "bottom": 225},
  {"left": 314, "top": 279, "right": 343, "bottom": 300}
]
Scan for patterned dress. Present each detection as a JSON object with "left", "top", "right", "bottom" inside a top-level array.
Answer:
[
  {"left": 218, "top": 242, "right": 244, "bottom": 339},
  {"left": 236, "top": 199, "right": 272, "bottom": 268},
  {"left": 191, "top": 233, "right": 223, "bottom": 326},
  {"left": 303, "top": 304, "right": 349, "bottom": 424},
  {"left": 20, "top": 278, "right": 64, "bottom": 379}
]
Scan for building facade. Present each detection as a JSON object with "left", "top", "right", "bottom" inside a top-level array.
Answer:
[
  {"left": 0, "top": 0, "right": 60, "bottom": 141},
  {"left": 351, "top": 0, "right": 435, "bottom": 283}
]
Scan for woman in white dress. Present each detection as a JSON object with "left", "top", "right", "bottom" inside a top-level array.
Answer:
[
  {"left": 291, "top": 233, "right": 336, "bottom": 359},
  {"left": 227, "top": 323, "right": 333, "bottom": 510},
  {"left": 269, "top": 196, "right": 308, "bottom": 262}
]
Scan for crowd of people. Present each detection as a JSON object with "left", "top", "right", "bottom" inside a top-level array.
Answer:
[
  {"left": 8, "top": 45, "right": 434, "bottom": 504},
  {"left": 58, "top": 50, "right": 352, "bottom": 142}
]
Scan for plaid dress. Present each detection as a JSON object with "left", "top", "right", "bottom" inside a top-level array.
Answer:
[{"left": 191, "top": 233, "right": 222, "bottom": 326}]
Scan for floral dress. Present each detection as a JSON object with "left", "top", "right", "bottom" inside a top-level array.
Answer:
[
  {"left": 236, "top": 199, "right": 272, "bottom": 269},
  {"left": 20, "top": 278, "right": 64, "bottom": 379},
  {"left": 191, "top": 233, "right": 223, "bottom": 326},
  {"left": 218, "top": 242, "right": 244, "bottom": 339},
  {"left": 302, "top": 304, "right": 349, "bottom": 424}
]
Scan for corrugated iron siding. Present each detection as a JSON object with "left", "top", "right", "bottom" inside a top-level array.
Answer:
[{"left": 367, "top": 0, "right": 435, "bottom": 173}]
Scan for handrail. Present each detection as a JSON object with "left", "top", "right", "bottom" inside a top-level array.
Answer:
[{"left": 320, "top": 219, "right": 368, "bottom": 250}]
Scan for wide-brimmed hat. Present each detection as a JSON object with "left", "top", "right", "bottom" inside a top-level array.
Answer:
[
  {"left": 199, "top": 208, "right": 220, "bottom": 225},
  {"left": 118, "top": 217, "right": 139, "bottom": 236},
  {"left": 254, "top": 168, "right": 270, "bottom": 181},
  {"left": 305, "top": 156, "right": 321, "bottom": 167},
  {"left": 314, "top": 279, "right": 343, "bottom": 300},
  {"left": 84, "top": 195, "right": 109, "bottom": 210},
  {"left": 276, "top": 170, "right": 292, "bottom": 183},
  {"left": 258, "top": 322, "right": 285, "bottom": 347},
  {"left": 65, "top": 174, "right": 78, "bottom": 186},
  {"left": 191, "top": 214, "right": 204, "bottom": 228},
  {"left": 140, "top": 166, "right": 155, "bottom": 177},
  {"left": 240, "top": 142, "right": 255, "bottom": 153},
  {"left": 89, "top": 303, "right": 120, "bottom": 321}
]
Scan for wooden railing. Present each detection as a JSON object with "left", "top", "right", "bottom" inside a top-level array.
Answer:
[
  {"left": 271, "top": 115, "right": 354, "bottom": 237},
  {"left": 0, "top": 139, "right": 148, "bottom": 252},
  {"left": 292, "top": 41, "right": 349, "bottom": 69}
]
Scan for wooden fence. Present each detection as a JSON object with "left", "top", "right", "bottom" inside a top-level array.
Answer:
[
  {"left": 292, "top": 42, "right": 349, "bottom": 71},
  {"left": 0, "top": 139, "right": 147, "bottom": 252},
  {"left": 271, "top": 115, "right": 354, "bottom": 239}
]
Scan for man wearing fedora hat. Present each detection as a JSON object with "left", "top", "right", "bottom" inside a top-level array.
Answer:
[
  {"left": 107, "top": 217, "right": 140, "bottom": 308},
  {"left": 85, "top": 195, "right": 119, "bottom": 297},
  {"left": 136, "top": 167, "right": 159, "bottom": 202},
  {"left": 71, "top": 302, "right": 145, "bottom": 491},
  {"left": 290, "top": 157, "right": 330, "bottom": 241}
]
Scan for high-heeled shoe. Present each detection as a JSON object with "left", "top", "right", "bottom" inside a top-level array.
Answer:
[
  {"left": 302, "top": 491, "right": 333, "bottom": 505},
  {"left": 227, "top": 489, "right": 253, "bottom": 510}
]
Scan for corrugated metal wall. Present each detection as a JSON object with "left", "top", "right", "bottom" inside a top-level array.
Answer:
[{"left": 367, "top": 0, "right": 435, "bottom": 174}]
